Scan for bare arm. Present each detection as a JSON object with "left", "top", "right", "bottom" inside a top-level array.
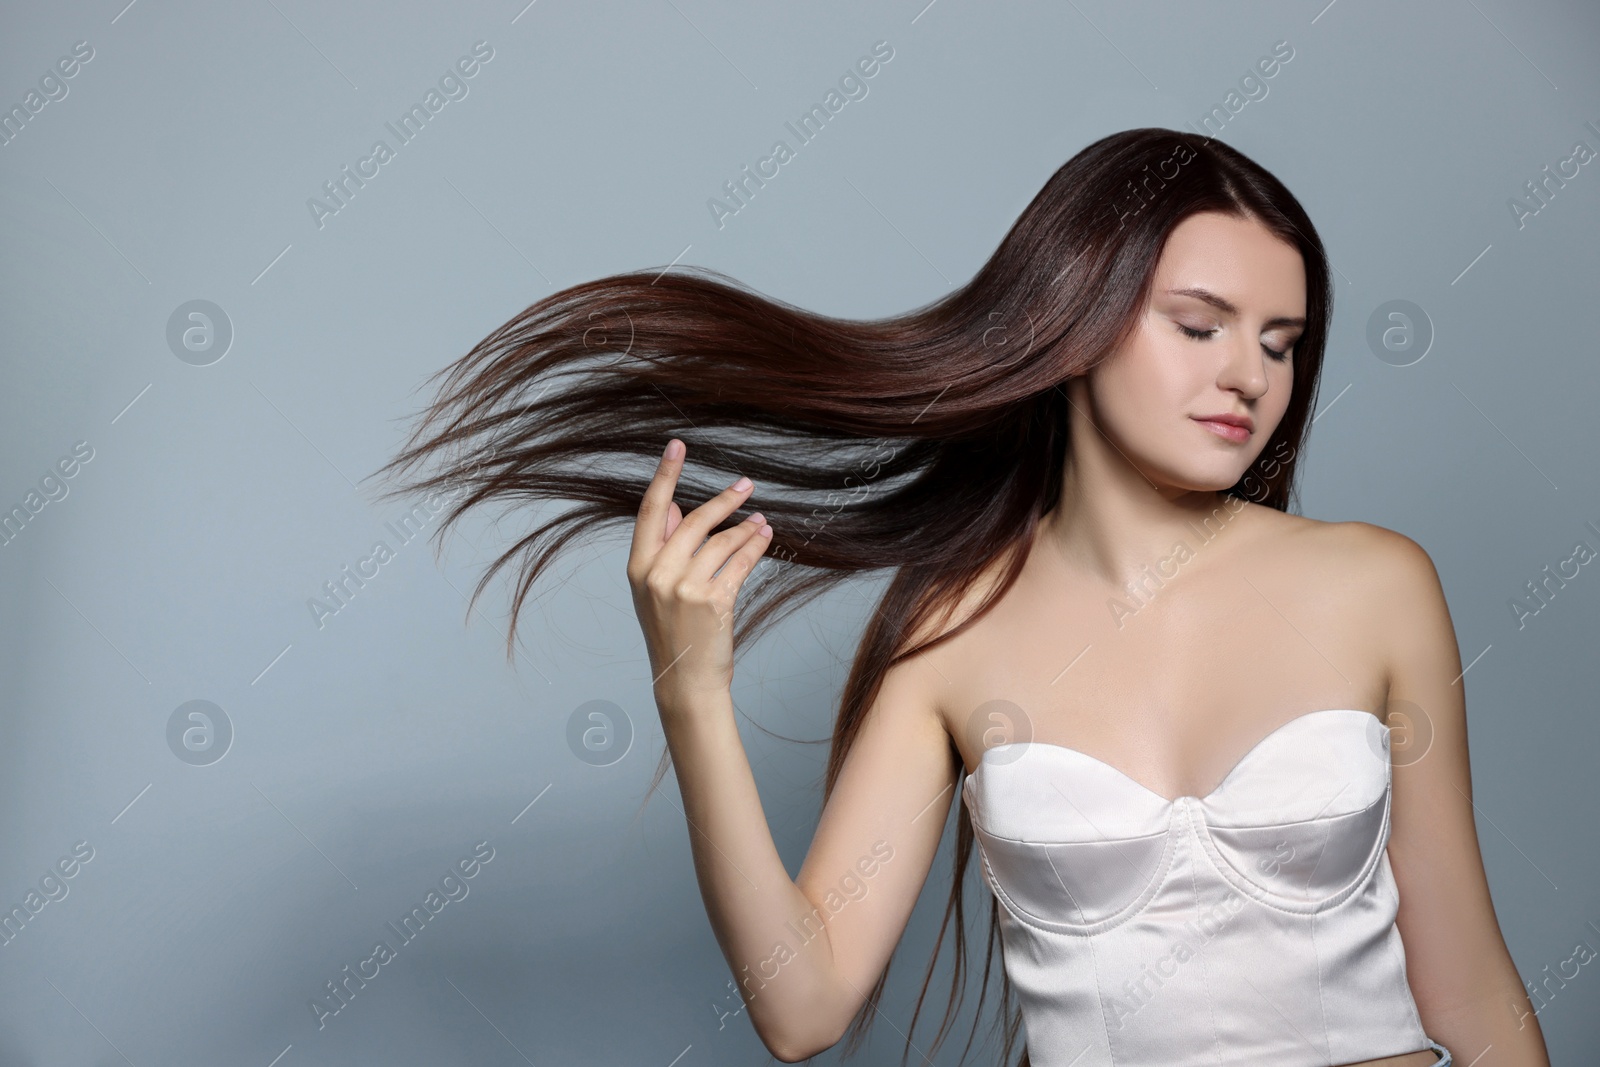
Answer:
[
  {"left": 1362, "top": 525, "right": 1550, "bottom": 1065},
  {"left": 629, "top": 440, "right": 959, "bottom": 1062}
]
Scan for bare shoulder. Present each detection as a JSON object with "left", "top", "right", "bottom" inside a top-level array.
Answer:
[
  {"left": 1246, "top": 505, "right": 1438, "bottom": 586},
  {"left": 893, "top": 549, "right": 1018, "bottom": 660},
  {"left": 1234, "top": 506, "right": 1449, "bottom": 636},
  {"left": 884, "top": 548, "right": 1021, "bottom": 741},
  {"left": 1265, "top": 513, "right": 1456, "bottom": 690},
  {"left": 1328, "top": 519, "right": 1457, "bottom": 642},
  {"left": 1295, "top": 515, "right": 1441, "bottom": 590}
]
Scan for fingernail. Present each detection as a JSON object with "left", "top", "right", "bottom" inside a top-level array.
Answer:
[
  {"left": 664, "top": 439, "right": 683, "bottom": 460},
  {"left": 732, "top": 476, "right": 752, "bottom": 491},
  {"left": 747, "top": 512, "right": 765, "bottom": 525}
]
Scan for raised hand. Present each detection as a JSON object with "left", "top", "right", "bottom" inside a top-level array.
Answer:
[{"left": 626, "top": 438, "right": 774, "bottom": 705}]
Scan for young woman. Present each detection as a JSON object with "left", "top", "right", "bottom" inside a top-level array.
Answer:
[{"left": 376, "top": 129, "right": 1551, "bottom": 1066}]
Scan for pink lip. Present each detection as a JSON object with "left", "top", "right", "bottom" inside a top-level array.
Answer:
[{"left": 1193, "top": 414, "right": 1253, "bottom": 442}]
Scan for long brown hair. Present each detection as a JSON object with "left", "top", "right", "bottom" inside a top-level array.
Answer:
[{"left": 369, "top": 127, "right": 1332, "bottom": 1066}]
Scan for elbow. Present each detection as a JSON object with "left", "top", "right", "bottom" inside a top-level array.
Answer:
[
  {"left": 757, "top": 1019, "right": 843, "bottom": 1064},
  {"left": 765, "top": 1038, "right": 829, "bottom": 1064},
  {"left": 748, "top": 961, "right": 854, "bottom": 1061},
  {"left": 766, "top": 1042, "right": 810, "bottom": 1064}
]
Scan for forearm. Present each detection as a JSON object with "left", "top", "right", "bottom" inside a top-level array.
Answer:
[{"left": 657, "top": 686, "right": 853, "bottom": 1060}]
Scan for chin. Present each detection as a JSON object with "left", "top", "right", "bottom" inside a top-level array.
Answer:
[{"left": 1155, "top": 463, "right": 1251, "bottom": 495}]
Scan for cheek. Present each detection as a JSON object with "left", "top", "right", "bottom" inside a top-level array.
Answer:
[
  {"left": 1103, "top": 336, "right": 1195, "bottom": 408},
  {"left": 1087, "top": 348, "right": 1192, "bottom": 450},
  {"left": 1264, "top": 364, "right": 1294, "bottom": 418},
  {"left": 1088, "top": 358, "right": 1152, "bottom": 431}
]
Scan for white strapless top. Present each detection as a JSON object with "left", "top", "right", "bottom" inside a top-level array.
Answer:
[{"left": 962, "top": 708, "right": 1430, "bottom": 1067}]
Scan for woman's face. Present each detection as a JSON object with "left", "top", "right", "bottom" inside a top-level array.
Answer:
[{"left": 1074, "top": 210, "right": 1306, "bottom": 495}]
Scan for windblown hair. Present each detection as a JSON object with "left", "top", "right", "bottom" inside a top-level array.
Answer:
[{"left": 370, "top": 127, "right": 1332, "bottom": 1067}]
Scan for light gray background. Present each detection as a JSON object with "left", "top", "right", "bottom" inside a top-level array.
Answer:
[{"left": 2, "top": 1, "right": 1597, "bottom": 1064}]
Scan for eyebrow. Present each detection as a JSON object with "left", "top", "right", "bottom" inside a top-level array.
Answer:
[{"left": 1164, "top": 286, "right": 1306, "bottom": 329}]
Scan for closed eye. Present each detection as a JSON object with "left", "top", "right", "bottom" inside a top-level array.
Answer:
[{"left": 1175, "top": 322, "right": 1291, "bottom": 362}]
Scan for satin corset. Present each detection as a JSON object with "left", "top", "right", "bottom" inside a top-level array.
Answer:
[{"left": 961, "top": 708, "right": 1429, "bottom": 1067}]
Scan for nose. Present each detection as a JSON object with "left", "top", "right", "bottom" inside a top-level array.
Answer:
[{"left": 1216, "top": 335, "right": 1271, "bottom": 400}]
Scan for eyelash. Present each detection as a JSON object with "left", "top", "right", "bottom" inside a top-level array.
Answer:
[{"left": 1175, "top": 322, "right": 1292, "bottom": 362}]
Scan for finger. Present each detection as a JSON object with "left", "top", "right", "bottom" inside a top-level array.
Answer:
[
  {"left": 664, "top": 500, "right": 683, "bottom": 542},
  {"left": 656, "top": 474, "right": 755, "bottom": 572},
  {"left": 685, "top": 512, "right": 766, "bottom": 583},
  {"left": 630, "top": 438, "right": 685, "bottom": 563},
  {"left": 710, "top": 520, "right": 774, "bottom": 600}
]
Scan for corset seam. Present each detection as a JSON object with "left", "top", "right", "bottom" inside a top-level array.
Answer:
[
  {"left": 1199, "top": 790, "right": 1388, "bottom": 831},
  {"left": 1043, "top": 847, "right": 1089, "bottom": 925},
  {"left": 1186, "top": 786, "right": 1391, "bottom": 915},
  {"left": 1378, "top": 853, "right": 1431, "bottom": 1045},
  {"left": 1311, "top": 906, "right": 1333, "bottom": 1062},
  {"left": 1084, "top": 911, "right": 1116, "bottom": 1062},
  {"left": 971, "top": 811, "right": 1180, "bottom": 936},
  {"left": 1184, "top": 825, "right": 1226, "bottom": 1066},
  {"left": 1382, "top": 856, "right": 1428, "bottom": 1041},
  {"left": 974, "top": 824, "right": 1170, "bottom": 847}
]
